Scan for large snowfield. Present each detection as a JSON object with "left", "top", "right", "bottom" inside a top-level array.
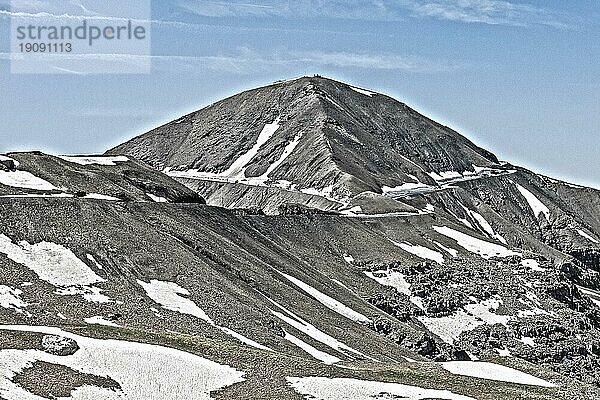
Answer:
[
  {"left": 0, "top": 235, "right": 110, "bottom": 303},
  {"left": 0, "top": 170, "right": 59, "bottom": 191},
  {"left": 0, "top": 325, "right": 245, "bottom": 400},
  {"left": 286, "top": 376, "right": 476, "bottom": 400},
  {"left": 441, "top": 361, "right": 555, "bottom": 388}
]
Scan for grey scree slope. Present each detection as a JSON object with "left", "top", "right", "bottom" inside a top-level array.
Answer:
[{"left": 0, "top": 76, "right": 598, "bottom": 399}]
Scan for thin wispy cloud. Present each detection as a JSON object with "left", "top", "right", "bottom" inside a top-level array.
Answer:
[
  {"left": 0, "top": 48, "right": 464, "bottom": 75},
  {"left": 0, "top": 9, "right": 206, "bottom": 30},
  {"left": 1, "top": 0, "right": 198, "bottom": 29},
  {"left": 7, "top": 0, "right": 96, "bottom": 16},
  {"left": 285, "top": 50, "right": 463, "bottom": 73},
  {"left": 178, "top": 1, "right": 276, "bottom": 18},
  {"left": 2, "top": 1, "right": 575, "bottom": 31},
  {"left": 155, "top": 49, "right": 464, "bottom": 74},
  {"left": 404, "top": 0, "right": 577, "bottom": 29},
  {"left": 50, "top": 65, "right": 90, "bottom": 75},
  {"left": 177, "top": 0, "right": 398, "bottom": 21},
  {"left": 0, "top": 9, "right": 116, "bottom": 20},
  {"left": 69, "top": 107, "right": 156, "bottom": 118},
  {"left": 68, "top": 0, "right": 99, "bottom": 16},
  {"left": 0, "top": 9, "right": 378, "bottom": 38},
  {"left": 176, "top": 0, "right": 577, "bottom": 29}
]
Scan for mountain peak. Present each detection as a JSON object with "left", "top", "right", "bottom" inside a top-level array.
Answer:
[{"left": 107, "top": 76, "right": 500, "bottom": 213}]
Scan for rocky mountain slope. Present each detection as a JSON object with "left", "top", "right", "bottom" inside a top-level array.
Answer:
[
  {"left": 108, "top": 76, "right": 499, "bottom": 213},
  {"left": 109, "top": 76, "right": 600, "bottom": 276},
  {"left": 1, "top": 76, "right": 599, "bottom": 399}
]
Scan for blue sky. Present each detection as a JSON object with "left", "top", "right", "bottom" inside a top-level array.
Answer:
[{"left": 1, "top": 0, "right": 599, "bottom": 187}]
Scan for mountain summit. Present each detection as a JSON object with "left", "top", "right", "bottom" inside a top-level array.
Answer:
[{"left": 108, "top": 76, "right": 502, "bottom": 211}]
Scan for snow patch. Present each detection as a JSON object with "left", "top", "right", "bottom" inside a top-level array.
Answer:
[
  {"left": 419, "top": 298, "right": 511, "bottom": 344},
  {"left": 340, "top": 206, "right": 362, "bottom": 216},
  {"left": 382, "top": 182, "right": 432, "bottom": 194},
  {"left": 331, "top": 279, "right": 351, "bottom": 291},
  {"left": 522, "top": 259, "right": 545, "bottom": 272},
  {"left": 63, "top": 385, "right": 122, "bottom": 399},
  {"left": 217, "top": 117, "right": 281, "bottom": 179},
  {"left": 364, "top": 270, "right": 410, "bottom": 296},
  {"left": 84, "top": 316, "right": 119, "bottom": 327},
  {"left": 147, "top": 193, "right": 168, "bottom": 203},
  {"left": 59, "top": 155, "right": 129, "bottom": 166},
  {"left": 283, "top": 330, "right": 341, "bottom": 364},
  {"left": 277, "top": 270, "right": 370, "bottom": 324},
  {"left": 287, "top": 376, "right": 476, "bottom": 400},
  {"left": 496, "top": 347, "right": 512, "bottom": 357},
  {"left": 55, "top": 286, "right": 110, "bottom": 303},
  {"left": 433, "top": 241, "right": 459, "bottom": 257},
  {"left": 207, "top": 133, "right": 304, "bottom": 189},
  {"left": 0, "top": 236, "right": 104, "bottom": 287},
  {"left": 86, "top": 254, "right": 104, "bottom": 270},
  {"left": 84, "top": 193, "right": 121, "bottom": 201},
  {"left": 392, "top": 240, "right": 445, "bottom": 264},
  {"left": 259, "top": 133, "right": 303, "bottom": 179},
  {"left": 300, "top": 185, "right": 335, "bottom": 199},
  {"left": 137, "top": 279, "right": 270, "bottom": 351},
  {"left": 284, "top": 183, "right": 349, "bottom": 204},
  {"left": 268, "top": 297, "right": 365, "bottom": 359},
  {"left": 426, "top": 166, "right": 517, "bottom": 191},
  {"left": 0, "top": 193, "right": 73, "bottom": 199},
  {"left": 364, "top": 269, "right": 424, "bottom": 310},
  {"left": 164, "top": 117, "right": 283, "bottom": 185},
  {"left": 453, "top": 213, "right": 474, "bottom": 229},
  {"left": 461, "top": 206, "right": 507, "bottom": 244},
  {"left": 350, "top": 87, "right": 376, "bottom": 97},
  {"left": 419, "top": 310, "right": 480, "bottom": 345},
  {"left": 517, "top": 307, "right": 556, "bottom": 318},
  {"left": 0, "top": 155, "right": 19, "bottom": 167},
  {"left": 513, "top": 182, "right": 550, "bottom": 221},
  {"left": 578, "top": 286, "right": 600, "bottom": 307},
  {"left": 0, "top": 286, "right": 28, "bottom": 314},
  {"left": 342, "top": 209, "right": 433, "bottom": 219},
  {"left": 433, "top": 226, "right": 521, "bottom": 259},
  {"left": 441, "top": 361, "right": 555, "bottom": 387},
  {"left": 429, "top": 171, "right": 462, "bottom": 181},
  {"left": 0, "top": 235, "right": 109, "bottom": 303},
  {"left": 218, "top": 327, "right": 271, "bottom": 351},
  {"left": 576, "top": 229, "right": 599, "bottom": 244},
  {"left": 518, "top": 336, "right": 536, "bottom": 347},
  {"left": 137, "top": 279, "right": 212, "bottom": 323},
  {"left": 465, "top": 298, "right": 511, "bottom": 326}
]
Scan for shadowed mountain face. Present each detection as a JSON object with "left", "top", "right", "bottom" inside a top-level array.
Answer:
[{"left": 2, "top": 77, "right": 600, "bottom": 399}]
